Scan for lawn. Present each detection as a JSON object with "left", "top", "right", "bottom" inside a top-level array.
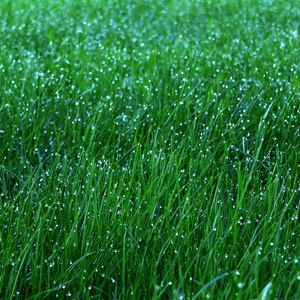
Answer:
[{"left": 0, "top": 0, "right": 299, "bottom": 299}]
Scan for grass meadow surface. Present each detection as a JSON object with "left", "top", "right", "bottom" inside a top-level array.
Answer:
[{"left": 0, "top": 0, "right": 300, "bottom": 299}]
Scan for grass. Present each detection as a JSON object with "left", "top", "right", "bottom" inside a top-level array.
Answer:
[{"left": 0, "top": 0, "right": 299, "bottom": 298}]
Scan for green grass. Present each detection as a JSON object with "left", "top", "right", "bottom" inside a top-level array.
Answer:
[{"left": 0, "top": 0, "right": 299, "bottom": 298}]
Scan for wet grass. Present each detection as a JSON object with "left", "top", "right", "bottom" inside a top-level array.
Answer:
[{"left": 0, "top": 0, "right": 299, "bottom": 299}]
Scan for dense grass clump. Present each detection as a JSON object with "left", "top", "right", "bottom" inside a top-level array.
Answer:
[{"left": 0, "top": 0, "right": 299, "bottom": 299}]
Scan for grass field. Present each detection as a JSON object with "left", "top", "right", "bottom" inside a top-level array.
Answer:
[{"left": 0, "top": 0, "right": 299, "bottom": 299}]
